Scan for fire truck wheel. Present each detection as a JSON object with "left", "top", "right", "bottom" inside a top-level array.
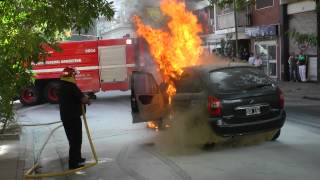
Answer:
[
  {"left": 20, "top": 87, "right": 41, "bottom": 106},
  {"left": 44, "top": 81, "right": 61, "bottom": 104}
]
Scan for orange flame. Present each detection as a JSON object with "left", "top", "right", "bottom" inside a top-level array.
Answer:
[
  {"left": 147, "top": 121, "right": 159, "bottom": 131},
  {"left": 133, "top": 0, "right": 203, "bottom": 103}
]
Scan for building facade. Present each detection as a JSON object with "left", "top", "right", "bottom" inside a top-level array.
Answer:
[
  {"left": 280, "top": 0, "right": 319, "bottom": 81},
  {"left": 189, "top": 0, "right": 319, "bottom": 82},
  {"left": 214, "top": 3, "right": 251, "bottom": 57},
  {"left": 97, "top": 0, "right": 137, "bottom": 39},
  {"left": 246, "top": 0, "right": 281, "bottom": 79},
  {"left": 189, "top": 0, "right": 281, "bottom": 79}
]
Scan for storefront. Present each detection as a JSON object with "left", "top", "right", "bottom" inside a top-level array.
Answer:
[
  {"left": 246, "top": 25, "right": 280, "bottom": 79},
  {"left": 280, "top": 0, "right": 319, "bottom": 81},
  {"left": 287, "top": 4, "right": 317, "bottom": 81},
  {"left": 254, "top": 40, "right": 278, "bottom": 78}
]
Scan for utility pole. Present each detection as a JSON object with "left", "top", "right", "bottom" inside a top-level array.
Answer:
[{"left": 233, "top": 0, "right": 239, "bottom": 59}]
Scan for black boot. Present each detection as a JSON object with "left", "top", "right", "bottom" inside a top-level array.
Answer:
[
  {"left": 69, "top": 163, "right": 84, "bottom": 170},
  {"left": 79, "top": 157, "right": 86, "bottom": 165}
]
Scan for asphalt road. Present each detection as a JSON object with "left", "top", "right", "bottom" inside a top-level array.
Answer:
[{"left": 17, "top": 91, "right": 320, "bottom": 180}]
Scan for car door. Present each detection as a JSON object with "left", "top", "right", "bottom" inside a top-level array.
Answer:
[{"left": 131, "top": 71, "right": 166, "bottom": 123}]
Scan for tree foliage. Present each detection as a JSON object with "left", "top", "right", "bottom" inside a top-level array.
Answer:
[
  {"left": 0, "top": 0, "right": 114, "bottom": 132},
  {"left": 288, "top": 29, "right": 318, "bottom": 48}
]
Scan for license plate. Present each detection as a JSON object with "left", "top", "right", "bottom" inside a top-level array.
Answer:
[{"left": 245, "top": 106, "right": 261, "bottom": 116}]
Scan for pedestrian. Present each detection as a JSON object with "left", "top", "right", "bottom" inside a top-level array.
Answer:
[
  {"left": 58, "top": 67, "right": 91, "bottom": 169},
  {"left": 288, "top": 52, "right": 298, "bottom": 82},
  {"left": 241, "top": 48, "right": 250, "bottom": 61},
  {"left": 297, "top": 51, "right": 307, "bottom": 82},
  {"left": 254, "top": 55, "right": 263, "bottom": 69},
  {"left": 248, "top": 53, "right": 255, "bottom": 65}
]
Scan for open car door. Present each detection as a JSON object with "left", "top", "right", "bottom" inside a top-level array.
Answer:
[{"left": 131, "top": 71, "right": 165, "bottom": 123}]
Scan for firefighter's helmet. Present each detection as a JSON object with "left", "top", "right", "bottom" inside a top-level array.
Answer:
[{"left": 61, "top": 67, "right": 78, "bottom": 77}]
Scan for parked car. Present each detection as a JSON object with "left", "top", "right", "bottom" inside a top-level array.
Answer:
[{"left": 130, "top": 64, "right": 286, "bottom": 143}]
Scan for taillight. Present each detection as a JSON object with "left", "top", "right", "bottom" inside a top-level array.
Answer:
[
  {"left": 208, "top": 96, "right": 222, "bottom": 117},
  {"left": 278, "top": 88, "right": 284, "bottom": 109}
]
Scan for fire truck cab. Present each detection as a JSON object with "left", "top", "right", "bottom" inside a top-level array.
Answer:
[{"left": 20, "top": 38, "right": 142, "bottom": 106}]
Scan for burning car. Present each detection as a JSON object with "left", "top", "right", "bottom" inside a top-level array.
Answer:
[{"left": 131, "top": 64, "right": 286, "bottom": 143}]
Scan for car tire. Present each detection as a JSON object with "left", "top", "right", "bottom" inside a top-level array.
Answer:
[
  {"left": 20, "top": 86, "right": 42, "bottom": 106},
  {"left": 271, "top": 129, "right": 281, "bottom": 141},
  {"left": 44, "top": 81, "right": 61, "bottom": 104}
]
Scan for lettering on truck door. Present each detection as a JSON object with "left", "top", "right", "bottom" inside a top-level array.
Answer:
[{"left": 98, "top": 45, "right": 127, "bottom": 83}]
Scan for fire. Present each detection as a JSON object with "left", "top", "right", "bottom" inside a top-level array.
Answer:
[
  {"left": 147, "top": 121, "right": 170, "bottom": 131},
  {"left": 133, "top": 0, "right": 203, "bottom": 103},
  {"left": 147, "top": 121, "right": 159, "bottom": 131}
]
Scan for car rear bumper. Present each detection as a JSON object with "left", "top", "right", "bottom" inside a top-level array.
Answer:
[{"left": 209, "top": 111, "right": 286, "bottom": 137}]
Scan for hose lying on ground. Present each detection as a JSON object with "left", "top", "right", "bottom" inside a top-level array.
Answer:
[
  {"left": 19, "top": 121, "right": 61, "bottom": 127},
  {"left": 24, "top": 105, "right": 99, "bottom": 179}
]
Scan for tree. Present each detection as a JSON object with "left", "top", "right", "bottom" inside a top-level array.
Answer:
[
  {"left": 208, "top": 0, "right": 255, "bottom": 58},
  {"left": 288, "top": 29, "right": 318, "bottom": 49},
  {"left": 0, "top": 0, "right": 114, "bottom": 133}
]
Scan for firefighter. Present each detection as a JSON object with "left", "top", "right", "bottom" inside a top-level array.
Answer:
[{"left": 58, "top": 67, "right": 91, "bottom": 169}]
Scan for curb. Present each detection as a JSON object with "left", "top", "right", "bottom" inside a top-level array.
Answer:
[
  {"left": 302, "top": 96, "right": 320, "bottom": 101},
  {"left": 0, "top": 133, "right": 20, "bottom": 140}
]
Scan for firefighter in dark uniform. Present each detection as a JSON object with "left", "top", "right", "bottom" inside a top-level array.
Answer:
[{"left": 58, "top": 67, "right": 91, "bottom": 169}]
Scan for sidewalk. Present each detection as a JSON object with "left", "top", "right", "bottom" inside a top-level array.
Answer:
[
  {"left": 279, "top": 81, "right": 320, "bottom": 106},
  {"left": 0, "top": 140, "right": 25, "bottom": 180}
]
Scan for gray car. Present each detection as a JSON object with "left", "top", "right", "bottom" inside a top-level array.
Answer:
[{"left": 131, "top": 64, "right": 286, "bottom": 142}]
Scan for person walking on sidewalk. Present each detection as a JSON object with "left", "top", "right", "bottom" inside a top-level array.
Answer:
[
  {"left": 248, "top": 53, "right": 255, "bottom": 66},
  {"left": 254, "top": 55, "right": 263, "bottom": 69},
  {"left": 58, "top": 67, "right": 91, "bottom": 169},
  {"left": 288, "top": 52, "right": 298, "bottom": 82},
  {"left": 297, "top": 51, "right": 307, "bottom": 82}
]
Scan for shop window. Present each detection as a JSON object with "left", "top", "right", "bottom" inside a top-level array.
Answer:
[
  {"left": 268, "top": 45, "right": 276, "bottom": 60},
  {"left": 256, "top": 0, "right": 273, "bottom": 10}
]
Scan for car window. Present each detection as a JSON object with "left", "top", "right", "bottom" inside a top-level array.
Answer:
[
  {"left": 209, "top": 67, "right": 274, "bottom": 92},
  {"left": 174, "top": 70, "right": 203, "bottom": 93}
]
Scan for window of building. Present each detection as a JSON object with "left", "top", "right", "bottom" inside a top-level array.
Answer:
[
  {"left": 217, "top": 4, "right": 233, "bottom": 15},
  {"left": 256, "top": 0, "right": 273, "bottom": 10}
]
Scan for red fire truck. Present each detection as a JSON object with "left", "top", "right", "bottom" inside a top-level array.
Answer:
[{"left": 20, "top": 38, "right": 145, "bottom": 106}]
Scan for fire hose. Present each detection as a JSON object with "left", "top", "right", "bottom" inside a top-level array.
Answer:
[{"left": 23, "top": 105, "right": 98, "bottom": 179}]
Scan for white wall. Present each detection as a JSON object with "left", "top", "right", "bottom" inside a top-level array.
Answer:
[
  {"left": 101, "top": 27, "right": 136, "bottom": 39},
  {"left": 287, "top": 0, "right": 316, "bottom": 14}
]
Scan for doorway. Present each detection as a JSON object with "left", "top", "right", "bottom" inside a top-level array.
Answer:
[{"left": 255, "top": 40, "right": 277, "bottom": 78}]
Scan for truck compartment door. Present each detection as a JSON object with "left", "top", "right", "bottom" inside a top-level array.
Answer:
[
  {"left": 98, "top": 45, "right": 127, "bottom": 83},
  {"left": 131, "top": 71, "right": 165, "bottom": 123}
]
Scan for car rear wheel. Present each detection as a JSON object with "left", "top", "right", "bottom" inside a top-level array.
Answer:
[
  {"left": 44, "top": 81, "right": 60, "bottom": 104},
  {"left": 20, "top": 87, "right": 41, "bottom": 106},
  {"left": 271, "top": 129, "right": 281, "bottom": 141}
]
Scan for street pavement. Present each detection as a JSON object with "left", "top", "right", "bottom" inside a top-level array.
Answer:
[{"left": 1, "top": 82, "right": 320, "bottom": 180}]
